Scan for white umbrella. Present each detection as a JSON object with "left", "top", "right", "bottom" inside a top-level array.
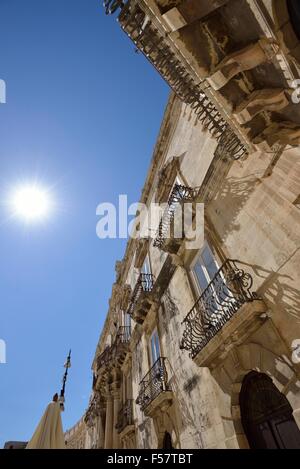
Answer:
[
  {"left": 26, "top": 395, "right": 66, "bottom": 449},
  {"left": 26, "top": 351, "right": 71, "bottom": 449}
]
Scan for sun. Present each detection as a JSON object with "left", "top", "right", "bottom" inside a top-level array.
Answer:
[{"left": 11, "top": 184, "right": 52, "bottom": 222}]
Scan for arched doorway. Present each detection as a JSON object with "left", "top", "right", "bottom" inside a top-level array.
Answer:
[
  {"left": 162, "top": 432, "right": 173, "bottom": 449},
  {"left": 240, "top": 371, "right": 300, "bottom": 449},
  {"left": 287, "top": 0, "right": 300, "bottom": 40}
]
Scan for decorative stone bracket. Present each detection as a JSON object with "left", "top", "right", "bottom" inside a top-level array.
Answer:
[
  {"left": 207, "top": 38, "right": 280, "bottom": 90},
  {"left": 155, "top": 156, "right": 183, "bottom": 204},
  {"left": 253, "top": 121, "right": 300, "bottom": 148},
  {"left": 234, "top": 88, "right": 291, "bottom": 124},
  {"left": 134, "top": 238, "right": 151, "bottom": 269}
]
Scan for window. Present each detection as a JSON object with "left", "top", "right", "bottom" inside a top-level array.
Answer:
[
  {"left": 124, "top": 312, "right": 131, "bottom": 328},
  {"left": 192, "top": 242, "right": 220, "bottom": 294},
  {"left": 191, "top": 242, "right": 232, "bottom": 317},
  {"left": 141, "top": 254, "right": 151, "bottom": 276},
  {"left": 149, "top": 328, "right": 161, "bottom": 365}
]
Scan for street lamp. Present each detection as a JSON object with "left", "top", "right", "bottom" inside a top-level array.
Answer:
[{"left": 59, "top": 350, "right": 71, "bottom": 410}]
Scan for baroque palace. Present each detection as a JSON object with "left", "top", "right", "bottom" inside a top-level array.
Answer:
[{"left": 65, "top": 0, "right": 300, "bottom": 449}]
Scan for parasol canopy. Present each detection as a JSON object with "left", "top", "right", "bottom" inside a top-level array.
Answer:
[{"left": 26, "top": 395, "right": 66, "bottom": 449}]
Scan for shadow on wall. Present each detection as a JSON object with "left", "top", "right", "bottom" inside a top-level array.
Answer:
[
  {"left": 244, "top": 261, "right": 300, "bottom": 327},
  {"left": 233, "top": 260, "right": 300, "bottom": 329},
  {"left": 209, "top": 174, "right": 260, "bottom": 240}
]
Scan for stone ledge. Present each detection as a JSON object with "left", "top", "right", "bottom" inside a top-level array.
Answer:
[
  {"left": 144, "top": 390, "right": 174, "bottom": 418},
  {"left": 193, "top": 299, "right": 267, "bottom": 368}
]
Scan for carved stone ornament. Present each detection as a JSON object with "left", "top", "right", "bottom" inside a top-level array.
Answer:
[
  {"left": 253, "top": 121, "right": 300, "bottom": 147},
  {"left": 115, "top": 260, "right": 123, "bottom": 283},
  {"left": 207, "top": 38, "right": 280, "bottom": 90},
  {"left": 134, "top": 238, "right": 150, "bottom": 269},
  {"left": 234, "top": 88, "right": 290, "bottom": 124},
  {"left": 155, "top": 156, "right": 182, "bottom": 204}
]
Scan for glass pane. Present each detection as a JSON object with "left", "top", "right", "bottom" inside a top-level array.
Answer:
[
  {"left": 124, "top": 313, "right": 131, "bottom": 327},
  {"left": 150, "top": 331, "right": 160, "bottom": 364},
  {"left": 141, "top": 255, "right": 151, "bottom": 275},
  {"left": 201, "top": 245, "right": 219, "bottom": 281},
  {"left": 194, "top": 260, "right": 209, "bottom": 291},
  {"left": 155, "top": 333, "right": 160, "bottom": 359},
  {"left": 151, "top": 337, "right": 156, "bottom": 364}
]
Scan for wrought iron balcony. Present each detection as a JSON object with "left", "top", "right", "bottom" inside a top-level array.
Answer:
[
  {"left": 96, "top": 326, "right": 131, "bottom": 374},
  {"left": 96, "top": 345, "right": 111, "bottom": 371},
  {"left": 154, "top": 184, "right": 199, "bottom": 251},
  {"left": 180, "top": 260, "right": 260, "bottom": 360},
  {"left": 102, "top": 1, "right": 247, "bottom": 160},
  {"left": 116, "top": 399, "right": 134, "bottom": 434},
  {"left": 136, "top": 357, "right": 171, "bottom": 412},
  {"left": 127, "top": 273, "right": 155, "bottom": 323}
]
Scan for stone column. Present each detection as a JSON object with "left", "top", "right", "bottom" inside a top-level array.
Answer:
[
  {"left": 96, "top": 412, "right": 105, "bottom": 449},
  {"left": 112, "top": 383, "right": 121, "bottom": 449},
  {"left": 104, "top": 388, "right": 113, "bottom": 449}
]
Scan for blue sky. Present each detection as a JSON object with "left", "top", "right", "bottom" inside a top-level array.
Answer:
[{"left": 0, "top": 0, "right": 168, "bottom": 446}]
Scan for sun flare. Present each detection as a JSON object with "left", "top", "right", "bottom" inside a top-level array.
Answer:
[{"left": 10, "top": 184, "right": 52, "bottom": 222}]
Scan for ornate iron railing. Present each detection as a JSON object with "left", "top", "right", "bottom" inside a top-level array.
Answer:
[
  {"left": 136, "top": 357, "right": 171, "bottom": 411},
  {"left": 180, "top": 259, "right": 259, "bottom": 359},
  {"left": 102, "top": 1, "right": 247, "bottom": 160},
  {"left": 96, "top": 326, "right": 131, "bottom": 372},
  {"left": 154, "top": 184, "right": 199, "bottom": 249},
  {"left": 116, "top": 399, "right": 134, "bottom": 433},
  {"left": 96, "top": 346, "right": 111, "bottom": 370},
  {"left": 127, "top": 273, "right": 154, "bottom": 317}
]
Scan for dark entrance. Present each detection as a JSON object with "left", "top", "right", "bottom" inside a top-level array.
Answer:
[
  {"left": 162, "top": 432, "right": 173, "bottom": 449},
  {"left": 287, "top": 0, "right": 300, "bottom": 41},
  {"left": 239, "top": 371, "right": 300, "bottom": 449}
]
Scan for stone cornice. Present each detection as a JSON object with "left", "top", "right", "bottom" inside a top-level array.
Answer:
[{"left": 92, "top": 93, "right": 181, "bottom": 369}]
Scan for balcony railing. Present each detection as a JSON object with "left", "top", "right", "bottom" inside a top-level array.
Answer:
[
  {"left": 180, "top": 259, "right": 259, "bottom": 359},
  {"left": 127, "top": 273, "right": 154, "bottom": 317},
  {"left": 102, "top": 1, "right": 247, "bottom": 160},
  {"left": 97, "top": 345, "right": 111, "bottom": 370},
  {"left": 116, "top": 399, "right": 134, "bottom": 433},
  {"left": 154, "top": 184, "right": 199, "bottom": 250},
  {"left": 96, "top": 326, "right": 131, "bottom": 373},
  {"left": 136, "top": 357, "right": 171, "bottom": 412}
]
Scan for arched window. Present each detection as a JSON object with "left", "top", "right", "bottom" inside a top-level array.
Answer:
[{"left": 239, "top": 371, "right": 300, "bottom": 449}]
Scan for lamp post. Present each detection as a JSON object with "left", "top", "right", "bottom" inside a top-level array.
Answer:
[{"left": 59, "top": 350, "right": 71, "bottom": 409}]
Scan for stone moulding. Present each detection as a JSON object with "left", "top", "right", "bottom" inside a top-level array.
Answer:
[
  {"left": 193, "top": 299, "right": 267, "bottom": 368},
  {"left": 103, "top": 0, "right": 248, "bottom": 161}
]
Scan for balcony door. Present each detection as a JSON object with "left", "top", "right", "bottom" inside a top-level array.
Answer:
[
  {"left": 149, "top": 328, "right": 161, "bottom": 366},
  {"left": 192, "top": 242, "right": 220, "bottom": 293},
  {"left": 141, "top": 254, "right": 151, "bottom": 276}
]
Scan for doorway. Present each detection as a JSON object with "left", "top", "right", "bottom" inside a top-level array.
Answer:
[{"left": 239, "top": 371, "right": 300, "bottom": 449}]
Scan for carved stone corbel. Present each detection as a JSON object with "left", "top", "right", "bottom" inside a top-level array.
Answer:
[
  {"left": 121, "top": 284, "right": 132, "bottom": 312},
  {"left": 253, "top": 121, "right": 300, "bottom": 148},
  {"left": 134, "top": 238, "right": 150, "bottom": 269},
  {"left": 234, "top": 88, "right": 290, "bottom": 124},
  {"left": 155, "top": 156, "right": 183, "bottom": 204},
  {"left": 115, "top": 260, "right": 124, "bottom": 283},
  {"left": 207, "top": 38, "right": 280, "bottom": 90}
]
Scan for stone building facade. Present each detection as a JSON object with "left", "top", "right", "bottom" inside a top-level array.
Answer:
[
  {"left": 65, "top": 418, "right": 87, "bottom": 449},
  {"left": 68, "top": 0, "right": 300, "bottom": 448}
]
